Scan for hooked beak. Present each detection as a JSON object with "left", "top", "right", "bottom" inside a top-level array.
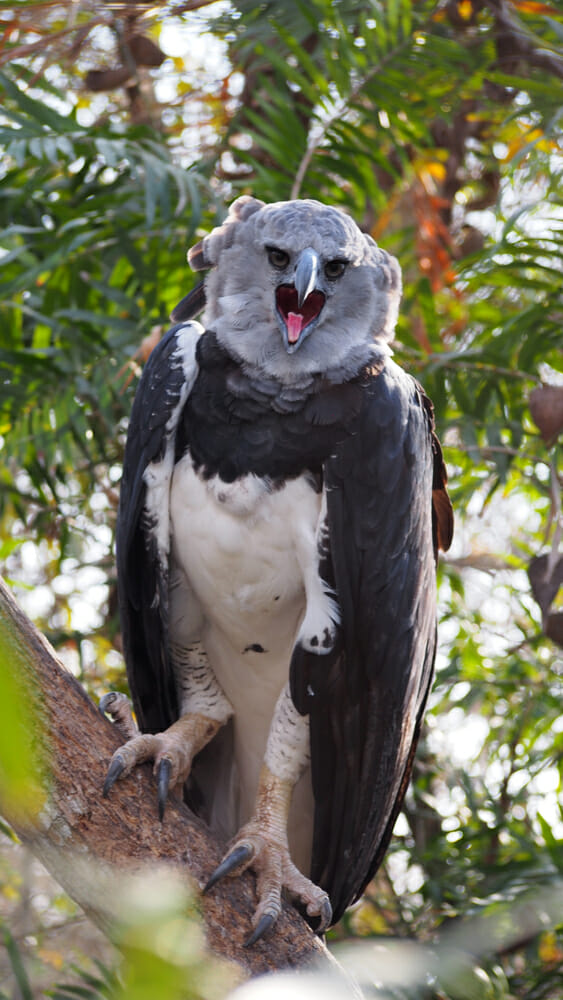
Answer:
[
  {"left": 275, "top": 247, "right": 325, "bottom": 353},
  {"left": 295, "top": 247, "right": 320, "bottom": 306}
]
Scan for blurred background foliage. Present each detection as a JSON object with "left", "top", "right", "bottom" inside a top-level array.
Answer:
[{"left": 0, "top": 0, "right": 562, "bottom": 996}]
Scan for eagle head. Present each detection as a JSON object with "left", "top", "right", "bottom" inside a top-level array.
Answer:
[{"left": 188, "top": 196, "right": 402, "bottom": 384}]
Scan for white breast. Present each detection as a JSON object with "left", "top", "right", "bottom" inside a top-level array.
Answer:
[{"left": 169, "top": 453, "right": 321, "bottom": 659}]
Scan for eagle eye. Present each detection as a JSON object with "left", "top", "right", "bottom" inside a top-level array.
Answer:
[
  {"left": 267, "top": 246, "right": 290, "bottom": 270},
  {"left": 324, "top": 259, "right": 347, "bottom": 280}
]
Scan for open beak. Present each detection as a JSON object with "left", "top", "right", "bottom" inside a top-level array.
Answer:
[{"left": 275, "top": 247, "right": 325, "bottom": 353}]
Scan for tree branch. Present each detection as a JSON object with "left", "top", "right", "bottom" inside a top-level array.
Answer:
[
  {"left": 0, "top": 576, "right": 329, "bottom": 979},
  {"left": 485, "top": 0, "right": 563, "bottom": 82}
]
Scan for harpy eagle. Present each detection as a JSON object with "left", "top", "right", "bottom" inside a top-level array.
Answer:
[{"left": 102, "top": 196, "right": 453, "bottom": 944}]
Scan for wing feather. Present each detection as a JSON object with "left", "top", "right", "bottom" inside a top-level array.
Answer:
[
  {"left": 292, "top": 359, "right": 452, "bottom": 923},
  {"left": 116, "top": 322, "right": 202, "bottom": 733},
  {"left": 169, "top": 280, "right": 206, "bottom": 324}
]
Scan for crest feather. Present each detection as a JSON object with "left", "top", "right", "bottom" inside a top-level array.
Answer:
[{"left": 188, "top": 197, "right": 265, "bottom": 272}]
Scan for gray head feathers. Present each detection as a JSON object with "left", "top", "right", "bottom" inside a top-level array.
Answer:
[{"left": 188, "top": 197, "right": 401, "bottom": 385}]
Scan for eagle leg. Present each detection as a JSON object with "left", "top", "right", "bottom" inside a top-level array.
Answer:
[
  {"left": 205, "top": 682, "right": 332, "bottom": 942},
  {"left": 102, "top": 636, "right": 234, "bottom": 815},
  {"left": 205, "top": 764, "right": 332, "bottom": 943},
  {"left": 101, "top": 712, "right": 223, "bottom": 817}
]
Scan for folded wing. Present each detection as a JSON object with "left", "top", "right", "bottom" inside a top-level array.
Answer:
[{"left": 291, "top": 359, "right": 453, "bottom": 922}]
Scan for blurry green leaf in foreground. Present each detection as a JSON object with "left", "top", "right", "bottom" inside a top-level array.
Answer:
[
  {"left": 108, "top": 870, "right": 235, "bottom": 1000},
  {"left": 0, "top": 617, "right": 48, "bottom": 823}
]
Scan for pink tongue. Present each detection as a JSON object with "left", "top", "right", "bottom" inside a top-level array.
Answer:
[{"left": 287, "top": 312, "right": 305, "bottom": 343}]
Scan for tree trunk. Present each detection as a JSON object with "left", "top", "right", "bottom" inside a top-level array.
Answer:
[{"left": 0, "top": 576, "right": 329, "bottom": 979}]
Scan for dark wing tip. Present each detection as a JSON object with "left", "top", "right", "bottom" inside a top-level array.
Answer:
[
  {"left": 431, "top": 431, "right": 454, "bottom": 552},
  {"left": 433, "top": 485, "right": 454, "bottom": 552},
  {"left": 170, "top": 280, "right": 206, "bottom": 324}
]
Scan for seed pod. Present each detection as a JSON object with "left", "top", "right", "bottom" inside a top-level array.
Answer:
[{"left": 529, "top": 384, "right": 563, "bottom": 446}]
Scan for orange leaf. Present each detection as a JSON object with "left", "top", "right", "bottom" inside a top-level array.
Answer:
[
  {"left": 458, "top": 1, "right": 474, "bottom": 21},
  {"left": 512, "top": 0, "right": 561, "bottom": 13}
]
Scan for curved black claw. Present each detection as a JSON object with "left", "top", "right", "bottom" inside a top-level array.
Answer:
[
  {"left": 245, "top": 911, "right": 276, "bottom": 948},
  {"left": 315, "top": 896, "right": 333, "bottom": 934},
  {"left": 103, "top": 755, "right": 125, "bottom": 798},
  {"left": 99, "top": 692, "right": 119, "bottom": 716},
  {"left": 157, "top": 758, "right": 172, "bottom": 822},
  {"left": 203, "top": 843, "right": 254, "bottom": 894}
]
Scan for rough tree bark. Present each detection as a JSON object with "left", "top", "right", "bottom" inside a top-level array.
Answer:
[{"left": 0, "top": 576, "right": 330, "bottom": 980}]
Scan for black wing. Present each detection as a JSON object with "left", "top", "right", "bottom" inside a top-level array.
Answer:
[
  {"left": 116, "top": 323, "right": 201, "bottom": 734},
  {"left": 291, "top": 359, "right": 452, "bottom": 923},
  {"left": 170, "top": 280, "right": 206, "bottom": 324}
]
